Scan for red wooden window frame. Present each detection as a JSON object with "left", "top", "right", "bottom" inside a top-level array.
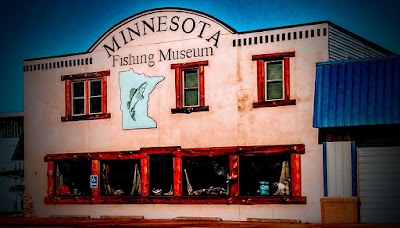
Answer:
[
  {"left": 170, "top": 60, "right": 209, "bottom": 114},
  {"left": 44, "top": 144, "right": 305, "bottom": 205},
  {"left": 252, "top": 52, "right": 296, "bottom": 108},
  {"left": 61, "top": 70, "right": 111, "bottom": 121}
]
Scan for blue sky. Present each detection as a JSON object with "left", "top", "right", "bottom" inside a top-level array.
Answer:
[{"left": 0, "top": 0, "right": 399, "bottom": 113}]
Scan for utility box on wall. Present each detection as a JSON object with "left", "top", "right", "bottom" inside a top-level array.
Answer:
[{"left": 320, "top": 197, "right": 359, "bottom": 224}]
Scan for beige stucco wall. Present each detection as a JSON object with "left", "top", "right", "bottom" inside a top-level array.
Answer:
[{"left": 24, "top": 9, "right": 328, "bottom": 223}]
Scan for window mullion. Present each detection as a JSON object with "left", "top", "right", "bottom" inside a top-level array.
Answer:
[
  {"left": 85, "top": 80, "right": 89, "bottom": 115},
  {"left": 175, "top": 68, "right": 182, "bottom": 109},
  {"left": 91, "top": 160, "right": 100, "bottom": 197},
  {"left": 173, "top": 156, "right": 182, "bottom": 196},
  {"left": 47, "top": 161, "right": 55, "bottom": 197},
  {"left": 102, "top": 76, "right": 107, "bottom": 113},
  {"left": 283, "top": 57, "right": 290, "bottom": 100},
  {"left": 199, "top": 65, "right": 205, "bottom": 107},
  {"left": 257, "top": 60, "right": 264, "bottom": 102},
  {"left": 229, "top": 155, "right": 239, "bottom": 197},
  {"left": 291, "top": 153, "right": 301, "bottom": 196},
  {"left": 141, "top": 157, "right": 149, "bottom": 196}
]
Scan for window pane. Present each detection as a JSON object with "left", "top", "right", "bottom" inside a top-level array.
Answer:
[
  {"left": 55, "top": 160, "right": 92, "bottom": 196},
  {"left": 90, "top": 97, "right": 102, "bottom": 113},
  {"left": 73, "top": 99, "right": 84, "bottom": 115},
  {"left": 267, "top": 62, "right": 282, "bottom": 80},
  {"left": 184, "top": 69, "right": 198, "bottom": 88},
  {"left": 184, "top": 89, "right": 198, "bottom": 106},
  {"left": 72, "top": 82, "right": 84, "bottom": 97},
  {"left": 90, "top": 80, "right": 102, "bottom": 96},
  {"left": 239, "top": 153, "right": 291, "bottom": 196},
  {"left": 150, "top": 155, "right": 173, "bottom": 196},
  {"left": 101, "top": 160, "right": 141, "bottom": 196},
  {"left": 267, "top": 81, "right": 283, "bottom": 100},
  {"left": 182, "top": 156, "right": 229, "bottom": 196}
]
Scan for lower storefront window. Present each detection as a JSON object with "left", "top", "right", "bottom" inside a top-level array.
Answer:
[
  {"left": 182, "top": 156, "right": 229, "bottom": 196},
  {"left": 240, "top": 153, "right": 291, "bottom": 196},
  {"left": 150, "top": 154, "right": 173, "bottom": 196},
  {"left": 55, "top": 160, "right": 92, "bottom": 196},
  {"left": 44, "top": 144, "right": 305, "bottom": 204},
  {"left": 101, "top": 160, "right": 141, "bottom": 196}
]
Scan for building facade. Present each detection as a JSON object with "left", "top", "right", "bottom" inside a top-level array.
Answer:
[
  {"left": 23, "top": 8, "right": 391, "bottom": 223},
  {"left": 314, "top": 55, "right": 400, "bottom": 223},
  {"left": 0, "top": 112, "right": 24, "bottom": 213}
]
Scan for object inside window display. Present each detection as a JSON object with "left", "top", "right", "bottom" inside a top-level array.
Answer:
[
  {"left": 150, "top": 154, "right": 173, "bottom": 196},
  {"left": 55, "top": 160, "right": 92, "bottom": 196},
  {"left": 101, "top": 160, "right": 141, "bottom": 196},
  {"left": 239, "top": 153, "right": 291, "bottom": 196},
  {"left": 182, "top": 156, "right": 229, "bottom": 196}
]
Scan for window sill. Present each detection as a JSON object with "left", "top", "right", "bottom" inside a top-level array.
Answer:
[
  {"left": 61, "top": 113, "right": 111, "bottom": 122},
  {"left": 44, "top": 196, "right": 306, "bottom": 204},
  {"left": 171, "top": 106, "right": 209, "bottom": 114},
  {"left": 253, "top": 99, "right": 296, "bottom": 108}
]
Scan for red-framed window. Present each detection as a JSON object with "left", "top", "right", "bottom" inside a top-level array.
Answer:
[
  {"left": 44, "top": 144, "right": 305, "bottom": 205},
  {"left": 252, "top": 52, "right": 296, "bottom": 108},
  {"left": 171, "top": 60, "right": 209, "bottom": 114},
  {"left": 61, "top": 70, "right": 111, "bottom": 121}
]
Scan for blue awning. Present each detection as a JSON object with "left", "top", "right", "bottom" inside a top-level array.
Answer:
[{"left": 313, "top": 55, "right": 400, "bottom": 128}]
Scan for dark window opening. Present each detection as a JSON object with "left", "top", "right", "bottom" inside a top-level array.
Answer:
[
  {"left": 101, "top": 160, "right": 141, "bottom": 196},
  {"left": 254, "top": 36, "right": 258, "bottom": 44},
  {"left": 240, "top": 153, "right": 291, "bottom": 196},
  {"left": 182, "top": 156, "right": 229, "bottom": 196},
  {"left": 55, "top": 160, "right": 92, "bottom": 196},
  {"left": 150, "top": 154, "right": 173, "bottom": 196},
  {"left": 260, "top": 36, "right": 263, "bottom": 43},
  {"left": 90, "top": 80, "right": 102, "bottom": 114},
  {"left": 293, "top": 32, "right": 297, "bottom": 39}
]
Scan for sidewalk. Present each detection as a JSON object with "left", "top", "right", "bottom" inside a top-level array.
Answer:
[{"left": 0, "top": 215, "right": 397, "bottom": 228}]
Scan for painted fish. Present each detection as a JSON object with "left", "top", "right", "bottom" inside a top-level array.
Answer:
[{"left": 127, "top": 81, "right": 147, "bottom": 121}]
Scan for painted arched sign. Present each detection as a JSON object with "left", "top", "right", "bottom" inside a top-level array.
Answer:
[
  {"left": 89, "top": 8, "right": 236, "bottom": 58},
  {"left": 93, "top": 8, "right": 236, "bottom": 129}
]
